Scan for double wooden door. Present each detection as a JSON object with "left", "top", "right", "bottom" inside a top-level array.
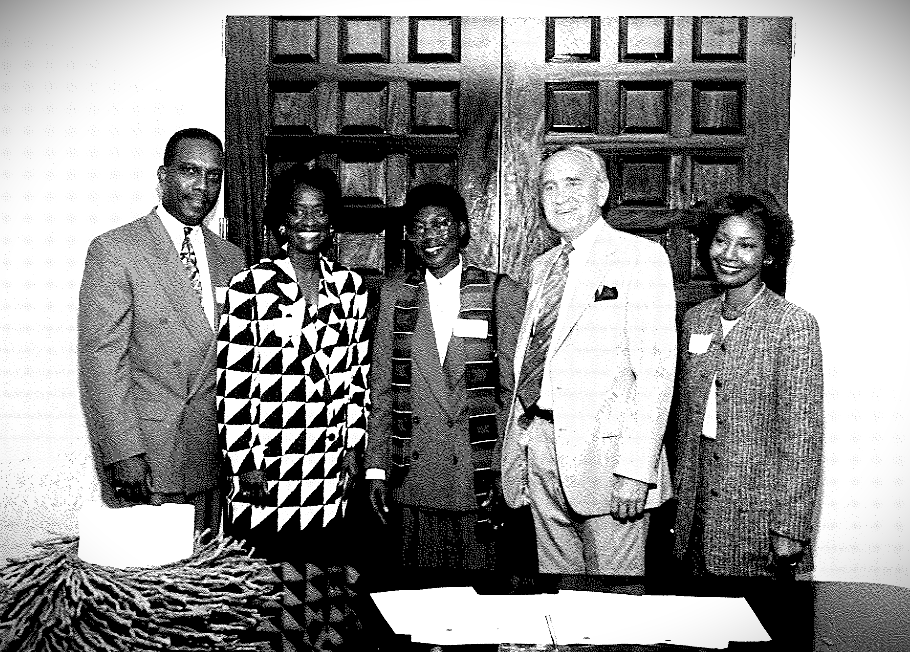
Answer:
[{"left": 225, "top": 16, "right": 792, "bottom": 316}]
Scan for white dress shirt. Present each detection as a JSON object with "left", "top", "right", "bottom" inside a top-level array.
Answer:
[
  {"left": 366, "top": 256, "right": 463, "bottom": 481},
  {"left": 537, "top": 218, "right": 606, "bottom": 410},
  {"left": 424, "top": 257, "right": 463, "bottom": 365},
  {"left": 158, "top": 207, "right": 216, "bottom": 330}
]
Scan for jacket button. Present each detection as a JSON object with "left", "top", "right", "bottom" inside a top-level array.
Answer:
[
  {"left": 452, "top": 455, "right": 457, "bottom": 465},
  {"left": 715, "top": 378, "right": 722, "bottom": 388},
  {"left": 412, "top": 416, "right": 420, "bottom": 425},
  {"left": 713, "top": 452, "right": 720, "bottom": 461},
  {"left": 412, "top": 451, "right": 419, "bottom": 460},
  {"left": 160, "top": 317, "right": 169, "bottom": 325},
  {"left": 710, "top": 489, "right": 718, "bottom": 497},
  {"left": 720, "top": 343, "right": 727, "bottom": 352},
  {"left": 172, "top": 359, "right": 181, "bottom": 367},
  {"left": 447, "top": 418, "right": 454, "bottom": 428}
]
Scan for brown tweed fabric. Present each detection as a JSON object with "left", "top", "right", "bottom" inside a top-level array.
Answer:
[{"left": 673, "top": 289, "right": 824, "bottom": 576}]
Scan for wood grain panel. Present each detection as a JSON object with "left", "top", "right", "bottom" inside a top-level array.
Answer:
[
  {"left": 502, "top": 17, "right": 553, "bottom": 284},
  {"left": 225, "top": 16, "right": 270, "bottom": 262},
  {"left": 692, "top": 82, "right": 743, "bottom": 134},
  {"left": 271, "top": 84, "right": 316, "bottom": 133},
  {"left": 411, "top": 158, "right": 458, "bottom": 187},
  {"left": 694, "top": 16, "right": 746, "bottom": 60},
  {"left": 546, "top": 82, "right": 598, "bottom": 133},
  {"left": 613, "top": 155, "right": 669, "bottom": 207},
  {"left": 271, "top": 17, "right": 318, "bottom": 63},
  {"left": 339, "top": 16, "right": 390, "bottom": 63},
  {"left": 620, "top": 81, "right": 669, "bottom": 134},
  {"left": 339, "top": 157, "right": 387, "bottom": 205},
  {"left": 410, "top": 82, "right": 459, "bottom": 133},
  {"left": 409, "top": 17, "right": 460, "bottom": 62},
  {"left": 339, "top": 83, "right": 389, "bottom": 133},
  {"left": 691, "top": 155, "right": 743, "bottom": 205},
  {"left": 546, "top": 17, "right": 600, "bottom": 62},
  {"left": 620, "top": 16, "right": 673, "bottom": 61},
  {"left": 337, "top": 231, "right": 386, "bottom": 274}
]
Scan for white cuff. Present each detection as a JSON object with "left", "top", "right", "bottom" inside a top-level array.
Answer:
[{"left": 365, "top": 468, "right": 386, "bottom": 481}]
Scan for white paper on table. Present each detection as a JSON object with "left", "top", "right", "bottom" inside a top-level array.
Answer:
[
  {"left": 635, "top": 595, "right": 770, "bottom": 648},
  {"left": 371, "top": 586, "right": 769, "bottom": 648}
]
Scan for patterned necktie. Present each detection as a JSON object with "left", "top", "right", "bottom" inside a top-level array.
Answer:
[
  {"left": 179, "top": 226, "right": 204, "bottom": 305},
  {"left": 516, "top": 241, "right": 573, "bottom": 411}
]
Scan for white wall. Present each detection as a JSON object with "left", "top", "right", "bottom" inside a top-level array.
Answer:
[{"left": 2, "top": 1, "right": 908, "bottom": 586}]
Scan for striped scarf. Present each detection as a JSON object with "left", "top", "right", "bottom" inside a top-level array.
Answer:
[{"left": 390, "top": 266, "right": 500, "bottom": 525}]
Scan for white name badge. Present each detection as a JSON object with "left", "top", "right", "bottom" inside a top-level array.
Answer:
[
  {"left": 453, "top": 318, "right": 489, "bottom": 339},
  {"left": 215, "top": 286, "right": 228, "bottom": 304},
  {"left": 688, "top": 333, "right": 713, "bottom": 354}
]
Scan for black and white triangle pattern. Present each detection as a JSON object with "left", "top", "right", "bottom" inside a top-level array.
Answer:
[{"left": 217, "top": 254, "right": 370, "bottom": 536}]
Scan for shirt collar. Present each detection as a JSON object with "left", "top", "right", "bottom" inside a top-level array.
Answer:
[
  {"left": 157, "top": 204, "right": 201, "bottom": 249},
  {"left": 563, "top": 217, "right": 606, "bottom": 262},
  {"left": 424, "top": 255, "right": 463, "bottom": 288}
]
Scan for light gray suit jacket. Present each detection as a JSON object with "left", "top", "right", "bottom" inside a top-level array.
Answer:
[
  {"left": 501, "top": 221, "right": 676, "bottom": 515},
  {"left": 78, "top": 208, "right": 246, "bottom": 499}
]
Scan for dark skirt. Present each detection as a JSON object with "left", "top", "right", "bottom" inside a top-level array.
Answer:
[
  {"left": 395, "top": 504, "right": 494, "bottom": 571},
  {"left": 238, "top": 520, "right": 363, "bottom": 651}
]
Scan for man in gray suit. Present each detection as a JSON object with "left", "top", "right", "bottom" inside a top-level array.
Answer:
[{"left": 78, "top": 128, "right": 246, "bottom": 534}]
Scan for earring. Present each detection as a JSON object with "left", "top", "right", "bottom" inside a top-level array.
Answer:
[
  {"left": 764, "top": 256, "right": 773, "bottom": 266},
  {"left": 278, "top": 225, "right": 287, "bottom": 236}
]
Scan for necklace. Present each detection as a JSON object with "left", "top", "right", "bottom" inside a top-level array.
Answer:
[{"left": 721, "top": 283, "right": 765, "bottom": 320}]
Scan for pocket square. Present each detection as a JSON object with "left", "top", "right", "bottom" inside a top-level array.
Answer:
[{"left": 594, "top": 285, "right": 618, "bottom": 301}]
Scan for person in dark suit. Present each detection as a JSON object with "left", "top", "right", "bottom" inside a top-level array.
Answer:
[
  {"left": 673, "top": 192, "right": 823, "bottom": 578},
  {"left": 78, "top": 128, "right": 247, "bottom": 534},
  {"left": 366, "top": 183, "right": 527, "bottom": 571},
  {"left": 500, "top": 145, "right": 676, "bottom": 575}
]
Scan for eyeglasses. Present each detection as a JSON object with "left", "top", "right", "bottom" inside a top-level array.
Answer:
[
  {"left": 171, "top": 163, "right": 223, "bottom": 184},
  {"left": 286, "top": 206, "right": 328, "bottom": 222},
  {"left": 408, "top": 218, "right": 456, "bottom": 237}
]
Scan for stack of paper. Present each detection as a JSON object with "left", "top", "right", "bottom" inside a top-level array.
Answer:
[{"left": 371, "top": 586, "right": 771, "bottom": 648}]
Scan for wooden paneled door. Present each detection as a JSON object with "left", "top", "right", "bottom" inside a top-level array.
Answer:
[
  {"left": 501, "top": 16, "right": 792, "bottom": 319},
  {"left": 225, "top": 15, "right": 792, "bottom": 317},
  {"left": 225, "top": 16, "right": 502, "bottom": 284}
]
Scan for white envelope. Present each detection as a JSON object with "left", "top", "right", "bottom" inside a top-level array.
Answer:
[
  {"left": 453, "top": 318, "right": 489, "bottom": 339},
  {"left": 688, "top": 333, "right": 713, "bottom": 354},
  {"left": 215, "top": 285, "right": 228, "bottom": 304}
]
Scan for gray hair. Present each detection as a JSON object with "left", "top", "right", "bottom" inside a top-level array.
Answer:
[{"left": 542, "top": 145, "right": 609, "bottom": 183}]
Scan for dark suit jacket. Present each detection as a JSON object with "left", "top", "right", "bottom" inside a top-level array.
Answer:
[
  {"left": 366, "top": 268, "right": 527, "bottom": 511},
  {"left": 78, "top": 208, "right": 246, "bottom": 500},
  {"left": 672, "top": 289, "right": 824, "bottom": 575}
]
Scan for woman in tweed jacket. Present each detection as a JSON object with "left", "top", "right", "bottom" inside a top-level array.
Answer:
[
  {"left": 217, "top": 165, "right": 370, "bottom": 649},
  {"left": 673, "top": 193, "right": 823, "bottom": 577}
]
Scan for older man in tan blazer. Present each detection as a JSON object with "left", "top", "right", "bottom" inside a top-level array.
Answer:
[{"left": 500, "top": 145, "right": 676, "bottom": 574}]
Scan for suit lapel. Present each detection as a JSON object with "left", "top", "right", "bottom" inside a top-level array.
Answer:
[
  {"left": 143, "top": 210, "right": 212, "bottom": 344},
  {"left": 413, "top": 284, "right": 456, "bottom": 417},
  {"left": 551, "top": 224, "right": 614, "bottom": 355}
]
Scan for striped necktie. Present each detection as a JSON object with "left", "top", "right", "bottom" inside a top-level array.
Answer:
[
  {"left": 179, "top": 226, "right": 204, "bottom": 305},
  {"left": 515, "top": 241, "right": 573, "bottom": 412}
]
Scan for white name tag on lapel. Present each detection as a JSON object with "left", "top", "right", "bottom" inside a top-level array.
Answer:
[
  {"left": 215, "top": 286, "right": 228, "bottom": 304},
  {"left": 453, "top": 318, "right": 489, "bottom": 339},
  {"left": 688, "top": 333, "right": 713, "bottom": 354}
]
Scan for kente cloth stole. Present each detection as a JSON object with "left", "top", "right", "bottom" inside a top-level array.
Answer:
[{"left": 390, "top": 266, "right": 499, "bottom": 519}]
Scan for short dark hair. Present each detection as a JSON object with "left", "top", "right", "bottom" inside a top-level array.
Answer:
[
  {"left": 264, "top": 164, "right": 341, "bottom": 237},
  {"left": 162, "top": 128, "right": 223, "bottom": 166},
  {"left": 403, "top": 183, "right": 470, "bottom": 249},
  {"left": 695, "top": 192, "right": 794, "bottom": 294}
]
